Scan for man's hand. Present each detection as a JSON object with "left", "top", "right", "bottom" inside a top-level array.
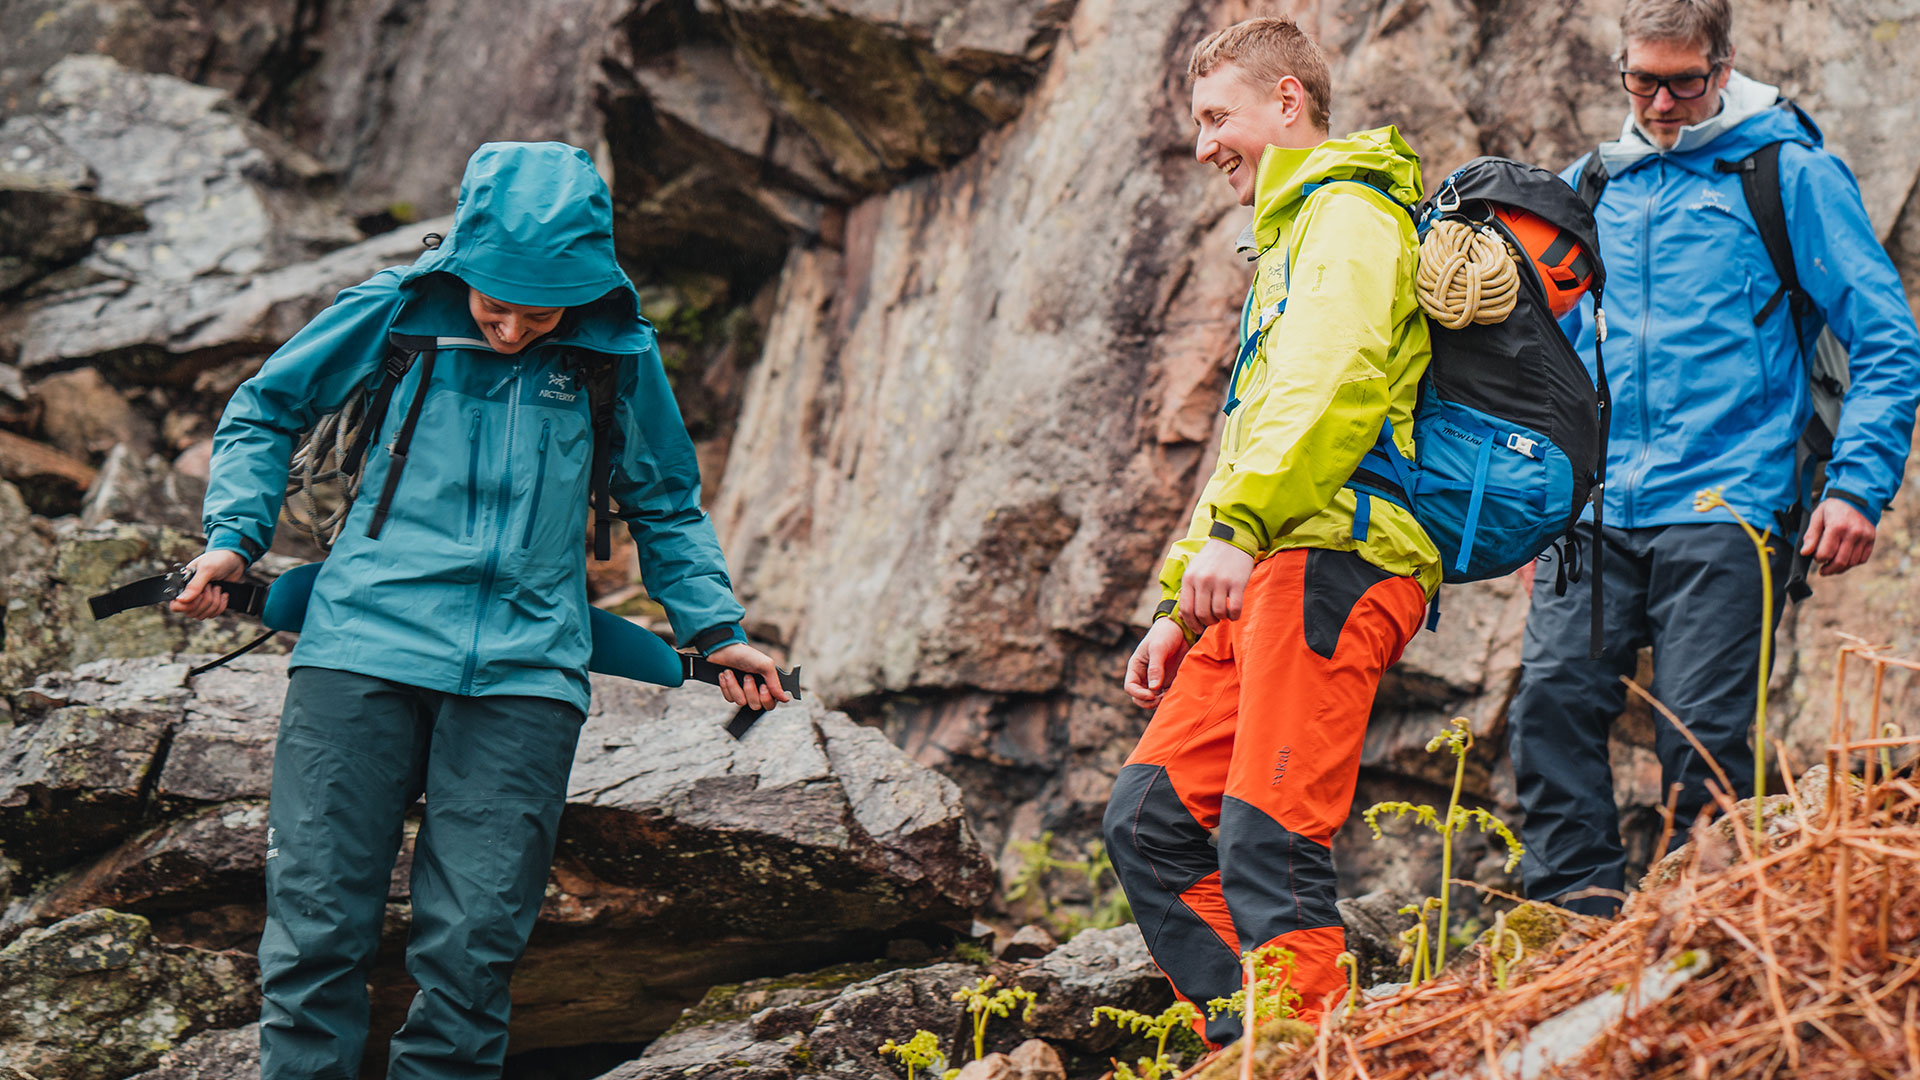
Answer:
[
  {"left": 1515, "top": 559, "right": 1537, "bottom": 597},
  {"left": 1124, "top": 618, "right": 1192, "bottom": 710},
  {"left": 707, "top": 642, "right": 793, "bottom": 711},
  {"left": 1179, "top": 537, "right": 1256, "bottom": 629},
  {"left": 1800, "top": 498, "right": 1876, "bottom": 576},
  {"left": 169, "top": 549, "right": 248, "bottom": 620}
]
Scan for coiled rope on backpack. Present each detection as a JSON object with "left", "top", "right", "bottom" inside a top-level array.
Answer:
[
  {"left": 284, "top": 393, "right": 370, "bottom": 550},
  {"left": 1417, "top": 219, "right": 1519, "bottom": 329}
]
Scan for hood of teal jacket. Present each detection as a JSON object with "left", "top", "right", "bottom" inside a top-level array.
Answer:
[{"left": 402, "top": 142, "right": 639, "bottom": 319}]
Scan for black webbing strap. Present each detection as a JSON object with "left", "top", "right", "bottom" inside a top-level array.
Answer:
[
  {"left": 1589, "top": 283, "right": 1611, "bottom": 660},
  {"left": 682, "top": 653, "right": 803, "bottom": 700},
  {"left": 89, "top": 570, "right": 269, "bottom": 621},
  {"left": 366, "top": 341, "right": 439, "bottom": 540},
  {"left": 340, "top": 336, "right": 430, "bottom": 482},
  {"left": 1347, "top": 467, "right": 1409, "bottom": 508},
  {"left": 585, "top": 361, "right": 616, "bottom": 560},
  {"left": 1715, "top": 142, "right": 1810, "bottom": 332}
]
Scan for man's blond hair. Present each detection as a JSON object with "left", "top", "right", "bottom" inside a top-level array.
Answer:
[
  {"left": 1619, "top": 0, "right": 1734, "bottom": 65},
  {"left": 1188, "top": 17, "right": 1332, "bottom": 132}
]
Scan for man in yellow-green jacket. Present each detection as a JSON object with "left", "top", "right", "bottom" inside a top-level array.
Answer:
[{"left": 1101, "top": 17, "right": 1440, "bottom": 1042}]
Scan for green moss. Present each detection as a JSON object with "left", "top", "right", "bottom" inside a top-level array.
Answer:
[
  {"left": 950, "top": 941, "right": 992, "bottom": 966},
  {"left": 664, "top": 959, "right": 900, "bottom": 1035}
]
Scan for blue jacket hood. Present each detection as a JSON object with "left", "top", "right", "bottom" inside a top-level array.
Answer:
[
  {"left": 400, "top": 141, "right": 646, "bottom": 352},
  {"left": 1599, "top": 72, "right": 1820, "bottom": 178}
]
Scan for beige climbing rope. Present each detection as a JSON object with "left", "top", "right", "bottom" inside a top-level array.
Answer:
[
  {"left": 1417, "top": 219, "right": 1520, "bottom": 330},
  {"left": 282, "top": 395, "right": 370, "bottom": 550}
]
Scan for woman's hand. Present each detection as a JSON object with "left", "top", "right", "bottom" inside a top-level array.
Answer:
[
  {"left": 706, "top": 642, "right": 793, "bottom": 711},
  {"left": 169, "top": 549, "right": 249, "bottom": 620}
]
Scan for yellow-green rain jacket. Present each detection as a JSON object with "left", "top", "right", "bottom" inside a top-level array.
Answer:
[{"left": 1159, "top": 127, "right": 1441, "bottom": 636}]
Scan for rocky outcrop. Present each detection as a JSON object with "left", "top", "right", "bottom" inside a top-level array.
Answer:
[
  {"left": 701, "top": 0, "right": 1920, "bottom": 906},
  {"left": 0, "top": 909, "right": 257, "bottom": 1080},
  {"left": 0, "top": 654, "right": 990, "bottom": 1054},
  {"left": 0, "top": 173, "right": 145, "bottom": 296},
  {"left": 601, "top": 924, "right": 1167, "bottom": 1080}
]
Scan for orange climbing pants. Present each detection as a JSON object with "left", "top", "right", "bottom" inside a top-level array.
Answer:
[{"left": 1102, "top": 548, "right": 1427, "bottom": 1044}]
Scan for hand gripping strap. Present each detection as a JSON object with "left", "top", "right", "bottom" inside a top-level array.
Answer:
[
  {"left": 681, "top": 653, "right": 803, "bottom": 700},
  {"left": 89, "top": 571, "right": 269, "bottom": 621}
]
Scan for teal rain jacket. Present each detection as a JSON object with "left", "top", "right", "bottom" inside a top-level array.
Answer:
[{"left": 203, "top": 142, "right": 745, "bottom": 713}]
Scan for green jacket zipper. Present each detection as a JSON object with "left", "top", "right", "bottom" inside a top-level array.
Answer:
[{"left": 464, "top": 409, "right": 481, "bottom": 537}]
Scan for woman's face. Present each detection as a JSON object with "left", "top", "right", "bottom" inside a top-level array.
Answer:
[{"left": 468, "top": 289, "right": 564, "bottom": 354}]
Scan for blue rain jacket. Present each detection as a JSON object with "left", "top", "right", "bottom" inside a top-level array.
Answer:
[
  {"left": 1561, "top": 74, "right": 1920, "bottom": 530},
  {"left": 203, "top": 142, "right": 745, "bottom": 712}
]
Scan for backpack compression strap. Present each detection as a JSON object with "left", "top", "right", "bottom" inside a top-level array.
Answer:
[{"left": 365, "top": 334, "right": 439, "bottom": 540}]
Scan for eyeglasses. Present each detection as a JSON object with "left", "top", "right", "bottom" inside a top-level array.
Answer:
[{"left": 1619, "top": 65, "right": 1719, "bottom": 100}]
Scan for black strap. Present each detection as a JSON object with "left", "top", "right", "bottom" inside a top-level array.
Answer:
[
  {"left": 89, "top": 570, "right": 269, "bottom": 621},
  {"left": 1574, "top": 150, "right": 1610, "bottom": 211},
  {"left": 1347, "top": 467, "right": 1409, "bottom": 508},
  {"left": 682, "top": 653, "right": 803, "bottom": 700},
  {"left": 1715, "top": 142, "right": 1809, "bottom": 331},
  {"left": 582, "top": 358, "right": 617, "bottom": 561},
  {"left": 188, "top": 629, "right": 280, "bottom": 677},
  {"left": 1589, "top": 282, "right": 1611, "bottom": 660},
  {"left": 340, "top": 337, "right": 430, "bottom": 482},
  {"left": 366, "top": 343, "right": 438, "bottom": 540}
]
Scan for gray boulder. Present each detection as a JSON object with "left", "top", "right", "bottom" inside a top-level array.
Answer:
[
  {"left": 0, "top": 654, "right": 991, "bottom": 1056},
  {"left": 0, "top": 909, "right": 257, "bottom": 1080}
]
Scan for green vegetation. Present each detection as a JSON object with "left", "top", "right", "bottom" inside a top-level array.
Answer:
[
  {"left": 953, "top": 975, "right": 1038, "bottom": 1063},
  {"left": 1364, "top": 717, "right": 1524, "bottom": 977},
  {"left": 878, "top": 1030, "right": 946, "bottom": 1080},
  {"left": 1004, "top": 831, "right": 1132, "bottom": 937},
  {"left": 1091, "top": 1001, "right": 1204, "bottom": 1080},
  {"left": 1692, "top": 486, "right": 1776, "bottom": 842},
  {"left": 1205, "top": 944, "right": 1300, "bottom": 1027}
]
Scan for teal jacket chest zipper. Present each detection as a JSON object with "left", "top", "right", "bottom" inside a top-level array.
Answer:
[
  {"left": 521, "top": 422, "right": 551, "bottom": 549},
  {"left": 461, "top": 359, "right": 521, "bottom": 695},
  {"left": 464, "top": 409, "right": 482, "bottom": 537}
]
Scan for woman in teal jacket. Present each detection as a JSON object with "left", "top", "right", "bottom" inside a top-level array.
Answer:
[{"left": 174, "top": 141, "right": 787, "bottom": 1079}]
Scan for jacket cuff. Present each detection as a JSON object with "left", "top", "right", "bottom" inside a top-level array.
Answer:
[
  {"left": 1823, "top": 487, "right": 1880, "bottom": 524},
  {"left": 1152, "top": 599, "right": 1199, "bottom": 645},
  {"left": 689, "top": 623, "right": 747, "bottom": 656},
  {"left": 204, "top": 527, "right": 263, "bottom": 567},
  {"left": 1205, "top": 516, "right": 1262, "bottom": 558}
]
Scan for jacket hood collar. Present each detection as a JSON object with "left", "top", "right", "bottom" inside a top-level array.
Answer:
[
  {"left": 1599, "top": 71, "right": 1817, "bottom": 176},
  {"left": 1250, "top": 127, "right": 1423, "bottom": 251},
  {"left": 399, "top": 142, "right": 651, "bottom": 354}
]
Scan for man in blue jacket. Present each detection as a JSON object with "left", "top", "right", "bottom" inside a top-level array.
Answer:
[
  {"left": 171, "top": 141, "right": 789, "bottom": 1078},
  {"left": 1510, "top": 0, "right": 1920, "bottom": 917}
]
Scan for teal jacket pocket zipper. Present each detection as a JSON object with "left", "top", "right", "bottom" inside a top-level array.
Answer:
[{"left": 521, "top": 422, "right": 551, "bottom": 549}]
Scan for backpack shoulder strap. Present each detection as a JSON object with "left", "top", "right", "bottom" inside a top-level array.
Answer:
[
  {"left": 1574, "top": 150, "right": 1609, "bottom": 210},
  {"left": 363, "top": 333, "right": 439, "bottom": 540},
  {"left": 1715, "top": 140, "right": 1809, "bottom": 329},
  {"left": 576, "top": 351, "right": 621, "bottom": 561}
]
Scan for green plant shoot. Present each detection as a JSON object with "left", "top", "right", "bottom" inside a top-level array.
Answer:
[
  {"left": 1488, "top": 910, "right": 1525, "bottom": 992},
  {"left": 1396, "top": 899, "right": 1441, "bottom": 986},
  {"left": 1335, "top": 951, "right": 1360, "bottom": 1017},
  {"left": 878, "top": 1030, "right": 945, "bottom": 1080},
  {"left": 1005, "top": 832, "right": 1131, "bottom": 937},
  {"left": 1364, "top": 718, "right": 1523, "bottom": 973},
  {"left": 1205, "top": 944, "right": 1300, "bottom": 1026},
  {"left": 1092, "top": 1001, "right": 1204, "bottom": 1080},
  {"left": 1693, "top": 486, "right": 1773, "bottom": 842},
  {"left": 952, "top": 975, "right": 1038, "bottom": 1062}
]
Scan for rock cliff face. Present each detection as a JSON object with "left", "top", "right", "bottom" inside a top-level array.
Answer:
[{"left": 2, "top": 0, "right": 1920, "bottom": 1071}]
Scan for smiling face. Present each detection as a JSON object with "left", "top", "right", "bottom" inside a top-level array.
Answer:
[
  {"left": 1192, "top": 62, "right": 1323, "bottom": 206},
  {"left": 467, "top": 289, "right": 565, "bottom": 354},
  {"left": 1621, "top": 36, "right": 1731, "bottom": 149}
]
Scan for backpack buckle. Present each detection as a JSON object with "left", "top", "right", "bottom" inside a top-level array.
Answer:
[{"left": 1505, "top": 433, "right": 1538, "bottom": 458}]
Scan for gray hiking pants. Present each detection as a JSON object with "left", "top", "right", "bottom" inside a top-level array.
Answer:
[
  {"left": 258, "top": 667, "right": 584, "bottom": 1080},
  {"left": 1507, "top": 522, "right": 1787, "bottom": 916}
]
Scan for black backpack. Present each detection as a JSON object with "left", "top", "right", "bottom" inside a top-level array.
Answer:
[{"left": 1575, "top": 100, "right": 1844, "bottom": 600}]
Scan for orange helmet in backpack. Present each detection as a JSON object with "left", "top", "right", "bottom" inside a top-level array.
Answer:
[{"left": 1493, "top": 205, "right": 1597, "bottom": 317}]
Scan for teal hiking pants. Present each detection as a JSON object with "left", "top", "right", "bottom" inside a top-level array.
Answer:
[{"left": 258, "top": 667, "right": 585, "bottom": 1079}]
